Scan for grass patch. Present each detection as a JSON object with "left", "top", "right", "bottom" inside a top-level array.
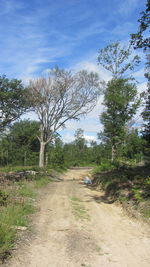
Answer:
[
  {"left": 0, "top": 224, "right": 16, "bottom": 260},
  {"left": 71, "top": 196, "right": 83, "bottom": 202},
  {"left": 143, "top": 209, "right": 150, "bottom": 218},
  {"left": 16, "top": 183, "right": 36, "bottom": 198},
  {"left": 71, "top": 196, "right": 90, "bottom": 220},
  {"left": 34, "top": 176, "right": 52, "bottom": 188},
  {"left": 0, "top": 202, "right": 35, "bottom": 261},
  {"left": 1, "top": 202, "right": 35, "bottom": 227}
]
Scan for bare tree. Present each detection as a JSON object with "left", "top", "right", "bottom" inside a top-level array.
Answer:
[{"left": 28, "top": 68, "right": 101, "bottom": 167}]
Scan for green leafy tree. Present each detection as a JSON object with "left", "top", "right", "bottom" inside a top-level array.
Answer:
[
  {"left": 70, "top": 128, "right": 88, "bottom": 165},
  {"left": 100, "top": 78, "right": 140, "bottom": 161},
  {"left": 63, "top": 143, "right": 76, "bottom": 166},
  {"left": 98, "top": 42, "right": 140, "bottom": 79},
  {"left": 131, "top": 1, "right": 150, "bottom": 158},
  {"left": 0, "top": 75, "right": 29, "bottom": 132},
  {"left": 98, "top": 42, "right": 141, "bottom": 161},
  {"left": 48, "top": 135, "right": 65, "bottom": 167}
]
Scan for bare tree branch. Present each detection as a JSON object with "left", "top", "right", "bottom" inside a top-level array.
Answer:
[{"left": 28, "top": 67, "right": 102, "bottom": 167}]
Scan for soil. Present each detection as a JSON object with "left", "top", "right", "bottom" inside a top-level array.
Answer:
[{"left": 4, "top": 168, "right": 150, "bottom": 267}]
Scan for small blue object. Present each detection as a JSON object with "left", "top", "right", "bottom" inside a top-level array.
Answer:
[{"left": 84, "top": 176, "right": 92, "bottom": 184}]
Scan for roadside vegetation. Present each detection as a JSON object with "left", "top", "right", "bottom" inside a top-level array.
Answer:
[
  {"left": 92, "top": 1, "right": 150, "bottom": 221},
  {"left": 0, "top": 168, "right": 58, "bottom": 262},
  {"left": 92, "top": 161, "right": 150, "bottom": 220}
]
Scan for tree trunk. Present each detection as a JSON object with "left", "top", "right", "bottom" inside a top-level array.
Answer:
[
  {"left": 39, "top": 141, "right": 46, "bottom": 168},
  {"left": 24, "top": 151, "right": 27, "bottom": 166},
  {"left": 45, "top": 152, "right": 48, "bottom": 167},
  {"left": 111, "top": 145, "right": 115, "bottom": 162}
]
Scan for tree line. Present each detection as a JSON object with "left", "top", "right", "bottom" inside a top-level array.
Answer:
[{"left": 0, "top": 123, "right": 144, "bottom": 168}]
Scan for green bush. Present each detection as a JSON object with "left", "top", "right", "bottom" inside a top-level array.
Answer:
[{"left": 92, "top": 161, "right": 114, "bottom": 174}]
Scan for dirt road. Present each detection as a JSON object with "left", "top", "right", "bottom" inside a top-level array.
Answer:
[{"left": 6, "top": 168, "right": 150, "bottom": 267}]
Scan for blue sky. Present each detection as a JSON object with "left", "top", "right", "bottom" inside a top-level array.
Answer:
[{"left": 0, "top": 0, "right": 147, "bottom": 143}]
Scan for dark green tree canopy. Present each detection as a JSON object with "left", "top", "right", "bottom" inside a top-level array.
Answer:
[
  {"left": 0, "top": 120, "right": 40, "bottom": 166},
  {"left": 8, "top": 120, "right": 40, "bottom": 151},
  {"left": 0, "top": 75, "right": 29, "bottom": 131},
  {"left": 131, "top": 0, "right": 150, "bottom": 51},
  {"left": 130, "top": 0, "right": 150, "bottom": 151},
  {"left": 100, "top": 78, "right": 141, "bottom": 150},
  {"left": 142, "top": 87, "right": 150, "bottom": 143}
]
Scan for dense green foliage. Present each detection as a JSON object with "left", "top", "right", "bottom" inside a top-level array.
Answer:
[
  {"left": 100, "top": 78, "right": 141, "bottom": 160},
  {"left": 142, "top": 86, "right": 150, "bottom": 159},
  {"left": 0, "top": 121, "right": 145, "bottom": 168},
  {"left": 48, "top": 129, "right": 102, "bottom": 167},
  {"left": 0, "top": 75, "right": 29, "bottom": 132},
  {"left": 130, "top": 0, "right": 150, "bottom": 160},
  {"left": 0, "top": 120, "right": 39, "bottom": 166}
]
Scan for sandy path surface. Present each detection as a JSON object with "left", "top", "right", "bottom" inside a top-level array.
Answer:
[{"left": 5, "top": 168, "right": 150, "bottom": 267}]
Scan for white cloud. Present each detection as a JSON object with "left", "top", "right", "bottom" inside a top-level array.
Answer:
[
  {"left": 87, "top": 96, "right": 104, "bottom": 119},
  {"left": 65, "top": 117, "right": 103, "bottom": 133},
  {"left": 137, "top": 81, "right": 147, "bottom": 94},
  {"left": 61, "top": 132, "right": 97, "bottom": 144},
  {"left": 73, "top": 60, "right": 111, "bottom": 82},
  {"left": 84, "top": 134, "right": 97, "bottom": 143},
  {"left": 61, "top": 133, "right": 75, "bottom": 144}
]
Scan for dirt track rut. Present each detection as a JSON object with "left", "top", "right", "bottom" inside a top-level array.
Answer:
[{"left": 5, "top": 169, "right": 150, "bottom": 267}]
